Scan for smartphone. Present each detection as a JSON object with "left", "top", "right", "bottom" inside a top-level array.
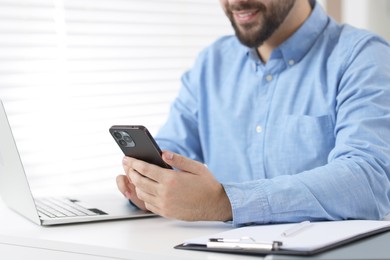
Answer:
[{"left": 109, "top": 125, "right": 171, "bottom": 169}]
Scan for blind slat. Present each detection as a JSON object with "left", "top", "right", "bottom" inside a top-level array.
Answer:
[
  {"left": 65, "top": 0, "right": 225, "bottom": 15},
  {"left": 0, "top": 0, "right": 232, "bottom": 193}
]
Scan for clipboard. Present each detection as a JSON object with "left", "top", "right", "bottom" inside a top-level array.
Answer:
[{"left": 175, "top": 220, "right": 390, "bottom": 256}]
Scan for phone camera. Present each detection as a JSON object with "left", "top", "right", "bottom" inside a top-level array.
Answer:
[
  {"left": 114, "top": 131, "right": 122, "bottom": 139},
  {"left": 113, "top": 130, "right": 135, "bottom": 147},
  {"left": 119, "top": 140, "right": 127, "bottom": 146}
]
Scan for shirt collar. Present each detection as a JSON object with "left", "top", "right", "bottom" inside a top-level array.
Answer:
[{"left": 244, "top": 1, "right": 330, "bottom": 66}]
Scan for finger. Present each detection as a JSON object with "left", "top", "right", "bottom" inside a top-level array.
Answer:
[
  {"left": 134, "top": 187, "right": 161, "bottom": 215},
  {"left": 128, "top": 168, "right": 159, "bottom": 196},
  {"left": 143, "top": 202, "right": 162, "bottom": 216},
  {"left": 116, "top": 175, "right": 131, "bottom": 198},
  {"left": 122, "top": 156, "right": 130, "bottom": 174},
  {"left": 117, "top": 175, "right": 148, "bottom": 210},
  {"left": 135, "top": 186, "right": 157, "bottom": 204},
  {"left": 123, "top": 156, "right": 167, "bottom": 183},
  {"left": 162, "top": 151, "right": 205, "bottom": 174}
]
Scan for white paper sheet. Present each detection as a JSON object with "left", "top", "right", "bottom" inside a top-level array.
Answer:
[{"left": 184, "top": 220, "right": 390, "bottom": 252}]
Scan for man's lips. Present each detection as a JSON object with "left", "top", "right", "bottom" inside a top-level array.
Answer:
[{"left": 232, "top": 9, "right": 259, "bottom": 24}]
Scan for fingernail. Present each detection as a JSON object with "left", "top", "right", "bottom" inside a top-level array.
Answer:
[
  {"left": 123, "top": 157, "right": 128, "bottom": 164},
  {"left": 165, "top": 151, "right": 174, "bottom": 160}
]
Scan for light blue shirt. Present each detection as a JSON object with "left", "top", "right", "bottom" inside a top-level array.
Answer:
[{"left": 155, "top": 2, "right": 390, "bottom": 226}]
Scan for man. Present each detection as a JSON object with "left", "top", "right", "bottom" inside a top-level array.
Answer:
[{"left": 117, "top": 0, "right": 390, "bottom": 226}]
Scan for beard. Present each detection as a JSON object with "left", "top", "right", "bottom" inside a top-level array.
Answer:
[{"left": 224, "top": 0, "right": 296, "bottom": 48}]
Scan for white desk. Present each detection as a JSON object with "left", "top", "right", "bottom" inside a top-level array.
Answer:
[
  {"left": 1, "top": 196, "right": 390, "bottom": 260},
  {"left": 0, "top": 197, "right": 257, "bottom": 260}
]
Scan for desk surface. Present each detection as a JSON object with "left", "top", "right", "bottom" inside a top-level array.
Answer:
[
  {"left": 0, "top": 197, "right": 256, "bottom": 260},
  {"left": 1, "top": 197, "right": 390, "bottom": 260}
]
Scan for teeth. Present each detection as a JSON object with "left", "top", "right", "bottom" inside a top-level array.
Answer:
[{"left": 237, "top": 12, "right": 254, "bottom": 18}]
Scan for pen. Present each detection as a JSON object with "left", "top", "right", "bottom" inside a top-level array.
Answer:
[
  {"left": 281, "top": 221, "right": 312, "bottom": 237},
  {"left": 207, "top": 237, "right": 282, "bottom": 251}
]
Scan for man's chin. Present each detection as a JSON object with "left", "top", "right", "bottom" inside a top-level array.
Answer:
[{"left": 235, "top": 31, "right": 261, "bottom": 48}]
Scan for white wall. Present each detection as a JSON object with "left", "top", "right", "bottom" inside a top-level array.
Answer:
[
  {"left": 342, "top": 0, "right": 390, "bottom": 41},
  {"left": 0, "top": 0, "right": 233, "bottom": 195}
]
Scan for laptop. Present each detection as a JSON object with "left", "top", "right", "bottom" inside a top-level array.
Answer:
[{"left": 0, "top": 100, "right": 156, "bottom": 225}]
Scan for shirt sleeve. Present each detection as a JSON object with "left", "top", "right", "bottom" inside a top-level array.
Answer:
[
  {"left": 223, "top": 37, "right": 390, "bottom": 226},
  {"left": 154, "top": 51, "right": 205, "bottom": 162}
]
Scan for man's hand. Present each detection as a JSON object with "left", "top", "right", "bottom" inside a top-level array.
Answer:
[
  {"left": 116, "top": 151, "right": 232, "bottom": 221},
  {"left": 116, "top": 173, "right": 147, "bottom": 211}
]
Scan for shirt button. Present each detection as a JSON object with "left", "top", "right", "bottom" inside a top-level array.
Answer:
[
  {"left": 265, "top": 74, "right": 273, "bottom": 81},
  {"left": 256, "top": 125, "right": 263, "bottom": 133},
  {"left": 288, "top": 59, "right": 295, "bottom": 66}
]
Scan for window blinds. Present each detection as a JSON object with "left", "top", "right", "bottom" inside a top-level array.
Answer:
[{"left": 0, "top": 0, "right": 232, "bottom": 195}]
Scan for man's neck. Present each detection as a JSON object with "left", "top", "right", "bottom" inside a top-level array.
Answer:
[{"left": 257, "top": 0, "right": 312, "bottom": 63}]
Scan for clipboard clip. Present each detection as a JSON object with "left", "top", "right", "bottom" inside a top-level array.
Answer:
[{"left": 207, "top": 237, "right": 283, "bottom": 251}]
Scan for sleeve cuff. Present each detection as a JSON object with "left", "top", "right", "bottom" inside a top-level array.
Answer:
[{"left": 222, "top": 181, "right": 272, "bottom": 226}]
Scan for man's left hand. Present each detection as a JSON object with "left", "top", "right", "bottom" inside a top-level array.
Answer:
[{"left": 122, "top": 151, "right": 232, "bottom": 221}]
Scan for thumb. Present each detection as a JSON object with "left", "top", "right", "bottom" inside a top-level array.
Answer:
[{"left": 162, "top": 150, "right": 205, "bottom": 174}]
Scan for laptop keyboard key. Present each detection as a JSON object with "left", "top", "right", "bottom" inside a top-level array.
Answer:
[{"left": 35, "top": 197, "right": 98, "bottom": 218}]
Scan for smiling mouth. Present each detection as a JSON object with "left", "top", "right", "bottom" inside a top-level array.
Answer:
[{"left": 232, "top": 10, "right": 260, "bottom": 24}]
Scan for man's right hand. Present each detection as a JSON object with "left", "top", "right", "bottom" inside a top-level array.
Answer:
[{"left": 116, "top": 174, "right": 147, "bottom": 211}]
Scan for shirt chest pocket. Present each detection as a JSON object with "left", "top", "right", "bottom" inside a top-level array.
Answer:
[{"left": 265, "top": 115, "right": 335, "bottom": 176}]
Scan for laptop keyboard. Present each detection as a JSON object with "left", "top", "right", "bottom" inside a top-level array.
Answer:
[{"left": 35, "top": 197, "right": 100, "bottom": 218}]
